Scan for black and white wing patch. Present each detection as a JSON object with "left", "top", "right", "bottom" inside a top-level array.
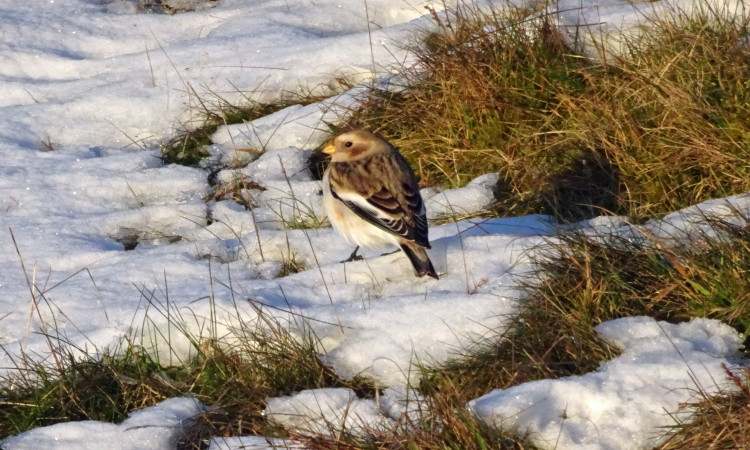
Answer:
[
  {"left": 330, "top": 186, "right": 415, "bottom": 242},
  {"left": 402, "top": 184, "right": 430, "bottom": 249}
]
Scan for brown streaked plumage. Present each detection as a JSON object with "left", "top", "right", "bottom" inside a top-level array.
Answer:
[{"left": 322, "top": 130, "right": 438, "bottom": 279}]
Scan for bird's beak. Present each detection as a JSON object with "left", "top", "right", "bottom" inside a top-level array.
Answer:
[{"left": 323, "top": 144, "right": 336, "bottom": 155}]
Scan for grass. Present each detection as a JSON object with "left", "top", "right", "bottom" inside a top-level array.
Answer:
[
  {"left": 113, "top": 0, "right": 220, "bottom": 15},
  {"left": 268, "top": 194, "right": 328, "bottom": 231},
  {"left": 0, "top": 302, "right": 375, "bottom": 447},
  {"left": 347, "top": 4, "right": 750, "bottom": 221},
  {"left": 279, "top": 237, "right": 305, "bottom": 277},
  {"left": 417, "top": 209, "right": 750, "bottom": 447},
  {"left": 210, "top": 173, "right": 265, "bottom": 210},
  {"left": 1, "top": 343, "right": 181, "bottom": 435},
  {"left": 162, "top": 99, "right": 295, "bottom": 167},
  {"left": 657, "top": 364, "right": 750, "bottom": 449},
  {"left": 529, "top": 218, "right": 750, "bottom": 336}
]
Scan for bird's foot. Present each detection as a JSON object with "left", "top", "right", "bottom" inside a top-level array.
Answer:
[{"left": 342, "top": 246, "right": 363, "bottom": 263}]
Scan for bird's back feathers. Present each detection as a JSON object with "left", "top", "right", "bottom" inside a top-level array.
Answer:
[{"left": 327, "top": 152, "right": 430, "bottom": 248}]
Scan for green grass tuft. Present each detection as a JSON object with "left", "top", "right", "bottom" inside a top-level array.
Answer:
[
  {"left": 0, "top": 306, "right": 376, "bottom": 446},
  {"left": 1, "top": 344, "right": 173, "bottom": 436},
  {"left": 348, "top": 6, "right": 750, "bottom": 221},
  {"left": 417, "top": 210, "right": 750, "bottom": 445}
]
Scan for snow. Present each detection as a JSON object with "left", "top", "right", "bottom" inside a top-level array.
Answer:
[
  {"left": 209, "top": 90, "right": 364, "bottom": 158},
  {"left": 424, "top": 173, "right": 500, "bottom": 220},
  {"left": 548, "top": 0, "right": 748, "bottom": 59},
  {"left": 319, "top": 288, "right": 520, "bottom": 384},
  {"left": 261, "top": 386, "right": 426, "bottom": 438},
  {"left": 265, "top": 388, "right": 393, "bottom": 436},
  {"left": 3, "top": 397, "right": 204, "bottom": 450},
  {"left": 646, "top": 192, "right": 750, "bottom": 243},
  {"left": 469, "top": 317, "right": 744, "bottom": 449},
  {"left": 0, "top": 0, "right": 748, "bottom": 448},
  {"left": 0, "top": 0, "right": 437, "bottom": 151},
  {"left": 208, "top": 436, "right": 305, "bottom": 450}
]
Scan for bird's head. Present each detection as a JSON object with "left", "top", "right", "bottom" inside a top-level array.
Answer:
[{"left": 323, "top": 130, "right": 390, "bottom": 162}]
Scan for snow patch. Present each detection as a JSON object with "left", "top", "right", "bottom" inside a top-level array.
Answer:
[
  {"left": 548, "top": 0, "right": 749, "bottom": 59},
  {"left": 469, "top": 317, "right": 743, "bottom": 450},
  {"left": 3, "top": 397, "right": 204, "bottom": 450},
  {"left": 265, "top": 388, "right": 393, "bottom": 436}
]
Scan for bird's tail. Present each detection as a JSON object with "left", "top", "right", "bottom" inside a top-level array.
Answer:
[{"left": 400, "top": 242, "right": 439, "bottom": 280}]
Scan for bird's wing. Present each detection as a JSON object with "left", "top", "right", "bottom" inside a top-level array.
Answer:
[
  {"left": 392, "top": 152, "right": 430, "bottom": 249},
  {"left": 330, "top": 187, "right": 415, "bottom": 241},
  {"left": 328, "top": 154, "right": 430, "bottom": 248}
]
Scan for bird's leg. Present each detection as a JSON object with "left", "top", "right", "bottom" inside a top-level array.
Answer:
[{"left": 342, "top": 246, "right": 363, "bottom": 263}]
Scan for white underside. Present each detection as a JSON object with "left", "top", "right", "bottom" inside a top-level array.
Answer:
[{"left": 322, "top": 172, "right": 400, "bottom": 249}]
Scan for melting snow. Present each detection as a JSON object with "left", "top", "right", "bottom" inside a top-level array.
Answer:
[
  {"left": 3, "top": 397, "right": 204, "bottom": 450},
  {"left": 469, "top": 317, "right": 743, "bottom": 449}
]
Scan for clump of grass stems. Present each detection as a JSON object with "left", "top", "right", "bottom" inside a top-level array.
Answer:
[
  {"left": 420, "top": 210, "right": 750, "bottom": 444},
  {"left": 273, "top": 374, "right": 535, "bottom": 449},
  {"left": 0, "top": 303, "right": 374, "bottom": 446},
  {"left": 386, "top": 379, "right": 536, "bottom": 450},
  {"left": 657, "top": 364, "right": 750, "bottom": 449},
  {"left": 349, "top": 4, "right": 750, "bottom": 221}
]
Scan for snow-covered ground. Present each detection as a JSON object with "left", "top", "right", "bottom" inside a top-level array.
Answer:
[
  {"left": 2, "top": 398, "right": 205, "bottom": 450},
  {"left": 1, "top": 0, "right": 748, "bottom": 449}
]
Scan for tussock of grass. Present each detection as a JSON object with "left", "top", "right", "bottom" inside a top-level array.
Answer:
[
  {"left": 0, "top": 305, "right": 374, "bottom": 446},
  {"left": 398, "top": 377, "right": 536, "bottom": 450},
  {"left": 349, "top": 6, "right": 750, "bottom": 221},
  {"left": 658, "top": 365, "right": 750, "bottom": 449},
  {"left": 0, "top": 344, "right": 174, "bottom": 437},
  {"left": 529, "top": 216, "right": 750, "bottom": 335},
  {"left": 279, "top": 250, "right": 305, "bottom": 277},
  {"left": 419, "top": 212, "right": 750, "bottom": 444},
  {"left": 288, "top": 377, "right": 534, "bottom": 449}
]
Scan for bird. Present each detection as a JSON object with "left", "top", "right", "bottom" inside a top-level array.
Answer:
[{"left": 321, "top": 129, "right": 438, "bottom": 280}]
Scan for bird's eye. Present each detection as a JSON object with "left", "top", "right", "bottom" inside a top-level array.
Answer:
[{"left": 345, "top": 141, "right": 353, "bottom": 147}]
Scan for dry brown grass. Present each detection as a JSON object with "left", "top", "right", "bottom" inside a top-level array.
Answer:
[
  {"left": 348, "top": 5, "right": 750, "bottom": 221},
  {"left": 419, "top": 212, "right": 750, "bottom": 447},
  {"left": 277, "top": 375, "right": 535, "bottom": 450},
  {"left": 658, "top": 365, "right": 750, "bottom": 449},
  {"left": 0, "top": 304, "right": 374, "bottom": 447}
]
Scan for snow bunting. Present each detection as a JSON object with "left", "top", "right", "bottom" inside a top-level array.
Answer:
[{"left": 322, "top": 130, "right": 438, "bottom": 279}]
